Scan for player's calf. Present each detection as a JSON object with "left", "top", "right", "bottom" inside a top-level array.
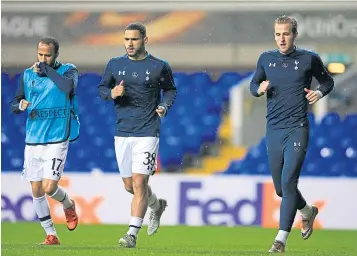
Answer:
[
  {"left": 31, "top": 182, "right": 59, "bottom": 244},
  {"left": 44, "top": 180, "right": 78, "bottom": 231}
]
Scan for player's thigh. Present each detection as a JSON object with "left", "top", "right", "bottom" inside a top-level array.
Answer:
[
  {"left": 42, "top": 141, "right": 69, "bottom": 181},
  {"left": 132, "top": 137, "right": 159, "bottom": 176},
  {"left": 282, "top": 127, "right": 309, "bottom": 181},
  {"left": 22, "top": 145, "right": 45, "bottom": 182},
  {"left": 266, "top": 130, "right": 284, "bottom": 176},
  {"left": 114, "top": 136, "right": 133, "bottom": 178}
]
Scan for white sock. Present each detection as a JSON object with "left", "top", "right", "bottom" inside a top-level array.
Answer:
[
  {"left": 127, "top": 216, "right": 143, "bottom": 238},
  {"left": 33, "top": 196, "right": 57, "bottom": 236},
  {"left": 299, "top": 204, "right": 313, "bottom": 219},
  {"left": 49, "top": 186, "right": 73, "bottom": 209},
  {"left": 148, "top": 193, "right": 160, "bottom": 211},
  {"left": 275, "top": 230, "right": 289, "bottom": 245}
]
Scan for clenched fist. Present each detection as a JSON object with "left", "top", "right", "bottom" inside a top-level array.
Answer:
[
  {"left": 20, "top": 100, "right": 31, "bottom": 111},
  {"left": 156, "top": 106, "right": 166, "bottom": 118},
  {"left": 111, "top": 81, "right": 125, "bottom": 99},
  {"left": 304, "top": 88, "right": 322, "bottom": 105},
  {"left": 258, "top": 80, "right": 270, "bottom": 95}
]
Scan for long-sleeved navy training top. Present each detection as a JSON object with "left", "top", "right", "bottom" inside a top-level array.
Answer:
[
  {"left": 250, "top": 47, "right": 334, "bottom": 129},
  {"left": 98, "top": 53, "right": 177, "bottom": 137}
]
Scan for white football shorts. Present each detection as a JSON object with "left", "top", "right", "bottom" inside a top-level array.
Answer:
[
  {"left": 22, "top": 141, "right": 69, "bottom": 182},
  {"left": 114, "top": 136, "right": 159, "bottom": 178}
]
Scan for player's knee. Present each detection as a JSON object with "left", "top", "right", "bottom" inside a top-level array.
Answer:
[
  {"left": 42, "top": 181, "right": 58, "bottom": 195},
  {"left": 124, "top": 183, "right": 134, "bottom": 194},
  {"left": 276, "top": 189, "right": 283, "bottom": 198},
  {"left": 31, "top": 181, "right": 45, "bottom": 198},
  {"left": 122, "top": 178, "right": 134, "bottom": 194},
  {"left": 281, "top": 179, "right": 298, "bottom": 195},
  {"left": 132, "top": 175, "right": 148, "bottom": 194}
]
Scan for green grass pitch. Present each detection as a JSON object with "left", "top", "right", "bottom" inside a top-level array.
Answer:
[{"left": 2, "top": 223, "right": 356, "bottom": 255}]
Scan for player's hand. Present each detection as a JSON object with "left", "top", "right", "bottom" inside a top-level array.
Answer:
[
  {"left": 111, "top": 81, "right": 125, "bottom": 99},
  {"left": 31, "top": 62, "right": 40, "bottom": 73},
  {"left": 258, "top": 80, "right": 270, "bottom": 95},
  {"left": 304, "top": 88, "right": 322, "bottom": 105},
  {"left": 156, "top": 106, "right": 166, "bottom": 118},
  {"left": 20, "top": 100, "right": 31, "bottom": 111}
]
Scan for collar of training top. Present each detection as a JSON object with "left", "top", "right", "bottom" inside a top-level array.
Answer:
[
  {"left": 278, "top": 45, "right": 297, "bottom": 57},
  {"left": 125, "top": 51, "right": 150, "bottom": 61}
]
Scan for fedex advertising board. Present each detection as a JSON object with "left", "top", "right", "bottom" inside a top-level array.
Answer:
[{"left": 2, "top": 173, "right": 356, "bottom": 230}]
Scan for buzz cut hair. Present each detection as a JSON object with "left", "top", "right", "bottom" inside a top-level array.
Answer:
[
  {"left": 275, "top": 15, "right": 298, "bottom": 34},
  {"left": 38, "top": 36, "right": 60, "bottom": 53},
  {"left": 125, "top": 22, "right": 147, "bottom": 38}
]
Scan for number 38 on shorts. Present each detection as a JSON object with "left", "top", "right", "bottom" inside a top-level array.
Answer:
[{"left": 114, "top": 137, "right": 159, "bottom": 178}]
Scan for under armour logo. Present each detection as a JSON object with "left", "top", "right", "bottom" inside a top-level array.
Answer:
[
  {"left": 146, "top": 70, "right": 150, "bottom": 75},
  {"left": 269, "top": 63, "right": 276, "bottom": 67},
  {"left": 294, "top": 141, "right": 301, "bottom": 152},
  {"left": 147, "top": 165, "right": 155, "bottom": 171},
  {"left": 294, "top": 60, "right": 299, "bottom": 70},
  {"left": 146, "top": 69, "right": 150, "bottom": 81},
  {"left": 118, "top": 71, "right": 125, "bottom": 75}
]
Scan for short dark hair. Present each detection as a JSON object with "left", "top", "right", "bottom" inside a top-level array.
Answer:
[
  {"left": 125, "top": 22, "right": 146, "bottom": 37},
  {"left": 275, "top": 15, "right": 298, "bottom": 34},
  {"left": 38, "top": 36, "right": 60, "bottom": 53}
]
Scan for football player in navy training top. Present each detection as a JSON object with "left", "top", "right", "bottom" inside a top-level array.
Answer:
[
  {"left": 98, "top": 22, "right": 177, "bottom": 248},
  {"left": 250, "top": 15, "right": 334, "bottom": 253}
]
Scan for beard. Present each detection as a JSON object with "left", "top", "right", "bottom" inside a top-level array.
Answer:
[{"left": 126, "top": 45, "right": 144, "bottom": 58}]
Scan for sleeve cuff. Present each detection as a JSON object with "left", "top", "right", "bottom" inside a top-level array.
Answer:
[
  {"left": 256, "top": 89, "right": 264, "bottom": 97},
  {"left": 18, "top": 100, "right": 24, "bottom": 111},
  {"left": 158, "top": 103, "right": 168, "bottom": 116},
  {"left": 316, "top": 90, "right": 323, "bottom": 99}
]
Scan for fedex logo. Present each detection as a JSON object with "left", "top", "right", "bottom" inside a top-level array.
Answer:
[
  {"left": 179, "top": 181, "right": 325, "bottom": 228},
  {"left": 2, "top": 194, "right": 37, "bottom": 222},
  {"left": 1, "top": 177, "right": 104, "bottom": 224},
  {"left": 179, "top": 181, "right": 264, "bottom": 226}
]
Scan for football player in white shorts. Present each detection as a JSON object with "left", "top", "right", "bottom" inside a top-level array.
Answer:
[
  {"left": 98, "top": 22, "right": 177, "bottom": 248},
  {"left": 10, "top": 36, "right": 80, "bottom": 245}
]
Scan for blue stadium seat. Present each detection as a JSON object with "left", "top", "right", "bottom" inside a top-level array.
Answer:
[
  {"left": 173, "top": 72, "right": 190, "bottom": 87},
  {"left": 183, "top": 124, "right": 204, "bottom": 155},
  {"left": 201, "top": 114, "right": 221, "bottom": 143},
  {"left": 159, "top": 135, "right": 184, "bottom": 168},
  {"left": 320, "top": 112, "right": 341, "bottom": 127},
  {"left": 217, "top": 72, "right": 243, "bottom": 87},
  {"left": 328, "top": 161, "right": 348, "bottom": 177},
  {"left": 344, "top": 114, "right": 357, "bottom": 128},
  {"left": 345, "top": 159, "right": 357, "bottom": 177},
  {"left": 302, "top": 160, "right": 320, "bottom": 176},
  {"left": 190, "top": 72, "right": 212, "bottom": 86},
  {"left": 307, "top": 112, "right": 315, "bottom": 128},
  {"left": 255, "top": 161, "right": 270, "bottom": 175}
]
